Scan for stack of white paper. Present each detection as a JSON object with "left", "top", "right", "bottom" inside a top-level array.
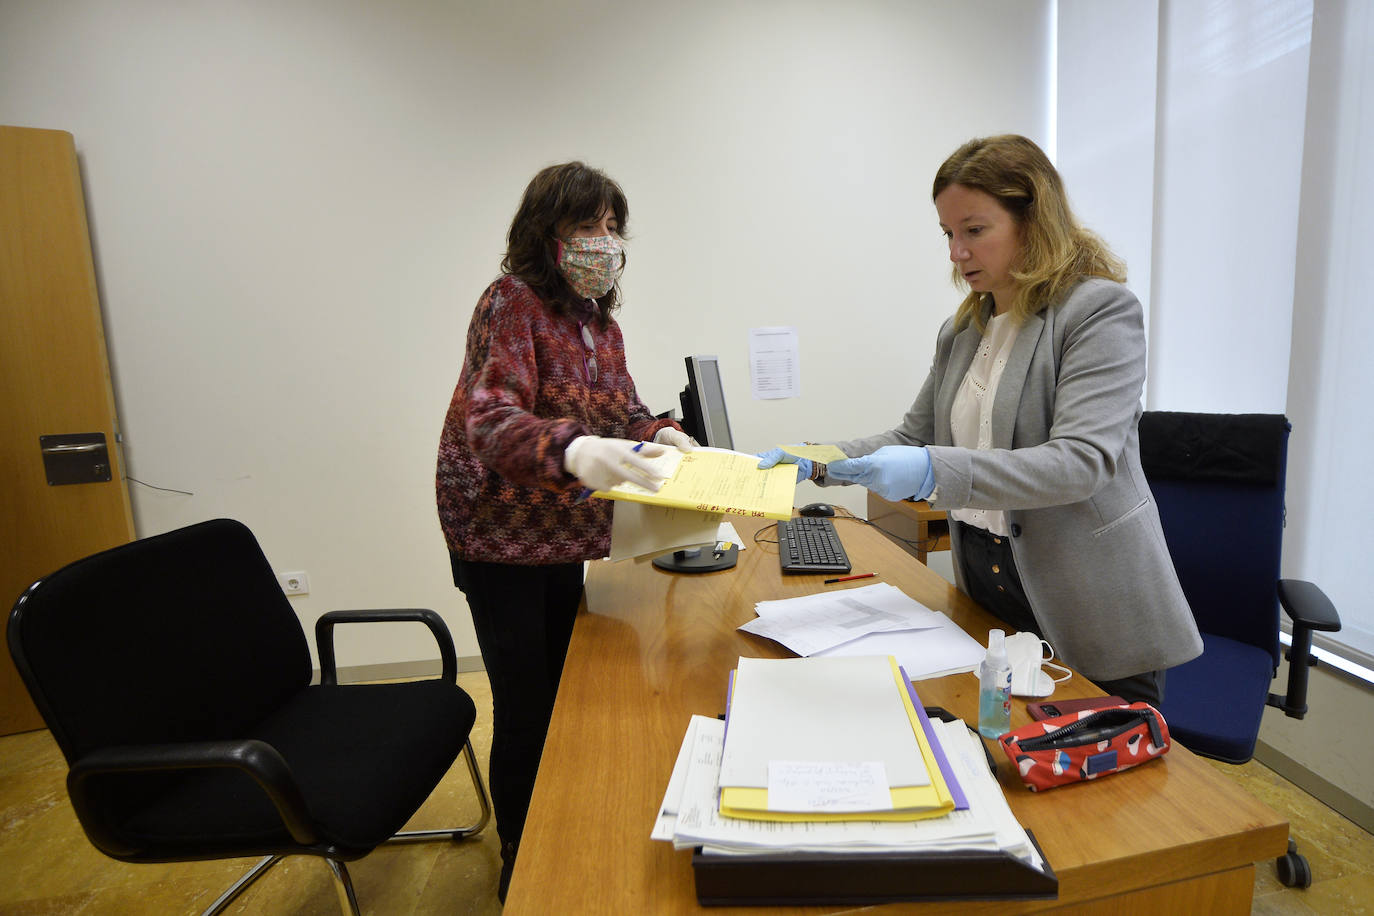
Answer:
[
  {"left": 740, "top": 582, "right": 987, "bottom": 679},
  {"left": 652, "top": 713, "right": 1043, "bottom": 869},
  {"left": 717, "top": 656, "right": 948, "bottom": 821}
]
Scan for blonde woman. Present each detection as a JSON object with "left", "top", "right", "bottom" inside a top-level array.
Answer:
[{"left": 764, "top": 135, "right": 1200, "bottom": 705}]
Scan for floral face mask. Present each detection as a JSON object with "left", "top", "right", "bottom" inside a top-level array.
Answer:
[{"left": 557, "top": 235, "right": 624, "bottom": 300}]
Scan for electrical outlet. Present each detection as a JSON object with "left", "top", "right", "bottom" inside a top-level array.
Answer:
[{"left": 277, "top": 571, "right": 310, "bottom": 595}]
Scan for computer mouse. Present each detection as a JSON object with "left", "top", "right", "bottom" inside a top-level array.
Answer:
[{"left": 799, "top": 502, "right": 835, "bottom": 517}]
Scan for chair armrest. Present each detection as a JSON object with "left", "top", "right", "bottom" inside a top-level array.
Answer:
[
  {"left": 315, "top": 608, "right": 457, "bottom": 686},
  {"left": 68, "top": 738, "right": 319, "bottom": 852},
  {"left": 1270, "top": 579, "right": 1343, "bottom": 719},
  {"left": 1278, "top": 579, "right": 1342, "bottom": 632}
]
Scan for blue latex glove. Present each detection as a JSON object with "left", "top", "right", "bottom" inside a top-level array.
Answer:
[
  {"left": 826, "top": 445, "right": 935, "bottom": 501},
  {"left": 756, "top": 447, "right": 814, "bottom": 484}
]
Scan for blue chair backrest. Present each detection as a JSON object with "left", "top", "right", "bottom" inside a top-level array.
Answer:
[{"left": 1138, "top": 412, "right": 1290, "bottom": 669}]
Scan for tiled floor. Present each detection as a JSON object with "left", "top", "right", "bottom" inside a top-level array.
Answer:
[
  {"left": 0, "top": 672, "right": 503, "bottom": 916},
  {"left": 1212, "top": 754, "right": 1374, "bottom": 915},
  {"left": 1, "top": 670, "right": 1370, "bottom": 914}
]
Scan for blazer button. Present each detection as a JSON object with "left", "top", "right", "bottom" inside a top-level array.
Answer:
[{"left": 1010, "top": 523, "right": 1022, "bottom": 537}]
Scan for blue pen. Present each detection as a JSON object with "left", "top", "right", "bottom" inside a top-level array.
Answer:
[{"left": 577, "top": 441, "right": 646, "bottom": 502}]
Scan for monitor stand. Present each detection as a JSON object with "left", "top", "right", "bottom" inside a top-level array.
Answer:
[{"left": 652, "top": 544, "right": 738, "bottom": 574}]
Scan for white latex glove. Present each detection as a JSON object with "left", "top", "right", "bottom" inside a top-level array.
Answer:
[
  {"left": 563, "top": 436, "right": 669, "bottom": 492},
  {"left": 653, "top": 427, "right": 696, "bottom": 452}
]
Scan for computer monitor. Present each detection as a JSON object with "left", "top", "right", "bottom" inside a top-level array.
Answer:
[
  {"left": 654, "top": 355, "right": 737, "bottom": 574},
  {"left": 678, "top": 355, "right": 733, "bottom": 450}
]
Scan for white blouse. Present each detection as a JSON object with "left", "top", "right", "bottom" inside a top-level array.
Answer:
[{"left": 947, "top": 312, "right": 1021, "bottom": 536}]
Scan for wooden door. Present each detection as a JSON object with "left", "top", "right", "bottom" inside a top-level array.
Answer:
[{"left": 1, "top": 125, "right": 135, "bottom": 735}]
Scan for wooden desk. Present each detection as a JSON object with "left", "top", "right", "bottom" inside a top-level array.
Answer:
[
  {"left": 506, "top": 518, "right": 1287, "bottom": 914},
  {"left": 867, "top": 494, "right": 950, "bottom": 565}
]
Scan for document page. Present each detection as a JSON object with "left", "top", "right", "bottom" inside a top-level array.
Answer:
[
  {"left": 813, "top": 612, "right": 988, "bottom": 680},
  {"left": 661, "top": 715, "right": 999, "bottom": 854},
  {"left": 741, "top": 583, "right": 941, "bottom": 656},
  {"left": 595, "top": 447, "right": 797, "bottom": 519},
  {"left": 719, "top": 656, "right": 930, "bottom": 789},
  {"left": 749, "top": 326, "right": 801, "bottom": 399}
]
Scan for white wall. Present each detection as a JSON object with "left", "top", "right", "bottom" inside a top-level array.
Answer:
[{"left": 0, "top": 0, "right": 1051, "bottom": 668}]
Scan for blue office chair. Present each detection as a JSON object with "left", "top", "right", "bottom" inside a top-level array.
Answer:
[{"left": 1139, "top": 412, "right": 1341, "bottom": 889}]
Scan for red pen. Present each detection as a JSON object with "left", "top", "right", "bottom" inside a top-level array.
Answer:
[{"left": 824, "top": 573, "right": 876, "bottom": 585}]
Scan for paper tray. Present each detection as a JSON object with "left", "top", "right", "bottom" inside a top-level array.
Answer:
[{"left": 691, "top": 830, "right": 1057, "bottom": 906}]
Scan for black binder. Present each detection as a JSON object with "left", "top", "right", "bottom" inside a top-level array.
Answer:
[{"left": 691, "top": 830, "right": 1057, "bottom": 906}]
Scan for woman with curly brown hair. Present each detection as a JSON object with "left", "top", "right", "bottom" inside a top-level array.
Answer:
[{"left": 436, "top": 161, "right": 690, "bottom": 899}]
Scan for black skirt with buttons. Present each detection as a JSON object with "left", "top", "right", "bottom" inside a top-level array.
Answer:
[{"left": 957, "top": 521, "right": 1040, "bottom": 636}]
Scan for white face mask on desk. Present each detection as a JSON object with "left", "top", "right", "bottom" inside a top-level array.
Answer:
[{"left": 1005, "top": 631, "right": 1072, "bottom": 697}]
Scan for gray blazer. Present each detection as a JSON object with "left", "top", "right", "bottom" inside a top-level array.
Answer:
[{"left": 833, "top": 278, "right": 1201, "bottom": 681}]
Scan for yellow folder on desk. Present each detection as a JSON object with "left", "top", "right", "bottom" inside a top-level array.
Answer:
[
  {"left": 592, "top": 448, "right": 796, "bottom": 520},
  {"left": 717, "top": 655, "right": 955, "bottom": 822}
]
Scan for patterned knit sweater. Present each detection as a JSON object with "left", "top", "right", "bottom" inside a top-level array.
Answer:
[{"left": 436, "top": 275, "right": 676, "bottom": 565}]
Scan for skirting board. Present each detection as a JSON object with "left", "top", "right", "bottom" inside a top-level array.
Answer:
[
  {"left": 314, "top": 655, "right": 486, "bottom": 685},
  {"left": 1255, "top": 739, "right": 1374, "bottom": 834}
]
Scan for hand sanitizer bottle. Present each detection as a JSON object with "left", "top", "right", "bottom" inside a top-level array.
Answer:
[{"left": 978, "top": 628, "right": 1013, "bottom": 739}]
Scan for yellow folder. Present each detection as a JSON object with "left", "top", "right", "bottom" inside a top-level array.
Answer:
[
  {"left": 717, "top": 656, "right": 955, "bottom": 822},
  {"left": 592, "top": 449, "right": 796, "bottom": 520}
]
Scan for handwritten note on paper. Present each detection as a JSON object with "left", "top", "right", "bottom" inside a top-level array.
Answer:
[
  {"left": 595, "top": 448, "right": 796, "bottom": 519},
  {"left": 768, "top": 760, "right": 893, "bottom": 814}
]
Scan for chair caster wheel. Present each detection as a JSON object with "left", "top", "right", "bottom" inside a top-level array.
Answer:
[{"left": 1276, "top": 839, "right": 1311, "bottom": 888}]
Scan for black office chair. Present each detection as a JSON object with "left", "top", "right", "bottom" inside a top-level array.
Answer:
[
  {"left": 1139, "top": 412, "right": 1341, "bottom": 888},
  {"left": 6, "top": 518, "right": 491, "bottom": 915}
]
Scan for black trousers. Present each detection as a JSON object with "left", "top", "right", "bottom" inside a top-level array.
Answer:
[
  {"left": 956, "top": 522, "right": 1165, "bottom": 707},
  {"left": 452, "top": 556, "right": 584, "bottom": 850}
]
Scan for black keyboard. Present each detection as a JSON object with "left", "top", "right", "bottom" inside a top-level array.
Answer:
[{"left": 777, "top": 517, "right": 852, "bottom": 574}]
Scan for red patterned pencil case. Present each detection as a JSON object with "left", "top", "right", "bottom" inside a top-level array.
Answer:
[{"left": 999, "top": 702, "right": 1170, "bottom": 791}]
